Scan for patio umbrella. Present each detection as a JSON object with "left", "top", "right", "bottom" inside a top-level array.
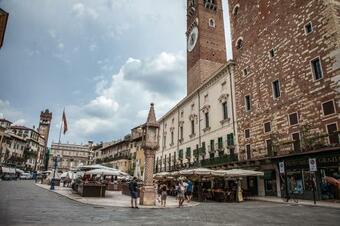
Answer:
[
  {"left": 15, "top": 169, "right": 24, "bottom": 174},
  {"left": 179, "top": 168, "right": 215, "bottom": 176},
  {"left": 134, "top": 160, "right": 142, "bottom": 180},
  {"left": 153, "top": 172, "right": 171, "bottom": 179},
  {"left": 212, "top": 169, "right": 264, "bottom": 177},
  {"left": 77, "top": 164, "right": 119, "bottom": 171},
  {"left": 85, "top": 169, "right": 121, "bottom": 176}
]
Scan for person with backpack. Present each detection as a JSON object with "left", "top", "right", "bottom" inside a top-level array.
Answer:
[{"left": 129, "top": 177, "right": 139, "bottom": 208}]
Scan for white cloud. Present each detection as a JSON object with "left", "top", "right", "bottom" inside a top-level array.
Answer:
[
  {"left": 72, "top": 2, "right": 98, "bottom": 20},
  {"left": 0, "top": 99, "right": 24, "bottom": 121},
  {"left": 13, "top": 119, "right": 26, "bottom": 126},
  {"left": 64, "top": 52, "right": 185, "bottom": 142}
]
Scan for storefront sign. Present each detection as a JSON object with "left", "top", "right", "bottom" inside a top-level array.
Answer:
[
  {"left": 309, "top": 158, "right": 317, "bottom": 172},
  {"left": 279, "top": 161, "right": 285, "bottom": 174}
]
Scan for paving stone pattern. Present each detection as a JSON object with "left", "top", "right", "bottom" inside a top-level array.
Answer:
[{"left": 1, "top": 181, "right": 340, "bottom": 226}]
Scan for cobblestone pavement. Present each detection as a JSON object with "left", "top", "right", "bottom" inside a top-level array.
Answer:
[{"left": 1, "top": 181, "right": 340, "bottom": 226}]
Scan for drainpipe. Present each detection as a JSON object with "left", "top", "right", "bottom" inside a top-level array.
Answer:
[{"left": 227, "top": 64, "right": 237, "bottom": 157}]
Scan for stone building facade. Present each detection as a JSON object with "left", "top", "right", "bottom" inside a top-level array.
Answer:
[
  {"left": 155, "top": 0, "right": 238, "bottom": 173},
  {"left": 38, "top": 109, "right": 52, "bottom": 169},
  {"left": 49, "top": 143, "right": 90, "bottom": 172},
  {"left": 156, "top": 63, "right": 238, "bottom": 172},
  {"left": 1, "top": 125, "right": 46, "bottom": 170},
  {"left": 227, "top": 0, "right": 340, "bottom": 199},
  {"left": 229, "top": 0, "right": 340, "bottom": 160}
]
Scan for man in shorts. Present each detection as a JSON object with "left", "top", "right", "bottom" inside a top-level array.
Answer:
[
  {"left": 186, "top": 179, "right": 193, "bottom": 202},
  {"left": 129, "top": 177, "right": 139, "bottom": 208}
]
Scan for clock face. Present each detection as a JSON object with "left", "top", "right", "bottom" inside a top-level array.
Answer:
[{"left": 187, "top": 26, "right": 198, "bottom": 52}]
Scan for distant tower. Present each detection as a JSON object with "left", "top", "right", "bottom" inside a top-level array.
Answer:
[
  {"left": 0, "top": 8, "right": 9, "bottom": 49},
  {"left": 38, "top": 109, "right": 52, "bottom": 148},
  {"left": 186, "top": 0, "right": 227, "bottom": 94}
]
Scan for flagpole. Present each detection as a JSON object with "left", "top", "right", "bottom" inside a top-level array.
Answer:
[{"left": 58, "top": 109, "right": 64, "bottom": 145}]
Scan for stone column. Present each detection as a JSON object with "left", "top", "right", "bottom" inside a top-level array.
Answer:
[{"left": 140, "top": 103, "right": 159, "bottom": 206}]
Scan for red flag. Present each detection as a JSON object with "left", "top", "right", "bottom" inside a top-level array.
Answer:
[{"left": 62, "top": 110, "right": 68, "bottom": 134}]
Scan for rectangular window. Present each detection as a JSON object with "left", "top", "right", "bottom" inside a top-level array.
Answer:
[
  {"left": 205, "top": 112, "right": 210, "bottom": 128},
  {"left": 246, "top": 144, "right": 251, "bottom": 160},
  {"left": 272, "top": 80, "right": 281, "bottom": 98},
  {"left": 245, "top": 95, "right": 251, "bottom": 111},
  {"left": 266, "top": 139, "right": 273, "bottom": 155},
  {"left": 311, "top": 57, "right": 323, "bottom": 80},
  {"left": 292, "top": 133, "right": 301, "bottom": 152},
  {"left": 180, "top": 126, "right": 183, "bottom": 140},
  {"left": 243, "top": 67, "right": 249, "bottom": 76},
  {"left": 245, "top": 129, "right": 250, "bottom": 139},
  {"left": 327, "top": 123, "right": 339, "bottom": 144},
  {"left": 191, "top": 120, "right": 195, "bottom": 135},
  {"left": 322, "top": 100, "right": 336, "bottom": 116},
  {"left": 171, "top": 131, "right": 174, "bottom": 144},
  {"left": 289, "top": 113, "right": 299, "bottom": 126},
  {"left": 227, "top": 133, "right": 234, "bottom": 146},
  {"left": 163, "top": 135, "right": 166, "bottom": 148},
  {"left": 202, "top": 142, "right": 206, "bottom": 151},
  {"left": 186, "top": 147, "right": 191, "bottom": 160},
  {"left": 210, "top": 139, "right": 215, "bottom": 152},
  {"left": 222, "top": 102, "right": 228, "bottom": 120},
  {"left": 305, "top": 22, "right": 313, "bottom": 34},
  {"left": 218, "top": 137, "right": 223, "bottom": 149},
  {"left": 264, "top": 122, "right": 272, "bottom": 133}
]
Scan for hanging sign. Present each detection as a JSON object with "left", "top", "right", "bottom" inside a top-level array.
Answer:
[
  {"left": 309, "top": 158, "right": 317, "bottom": 172},
  {"left": 279, "top": 161, "right": 285, "bottom": 174}
]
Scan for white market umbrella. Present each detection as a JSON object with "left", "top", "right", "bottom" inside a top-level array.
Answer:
[
  {"left": 134, "top": 160, "right": 142, "bottom": 180},
  {"left": 179, "top": 168, "right": 214, "bottom": 176},
  {"left": 85, "top": 169, "right": 121, "bottom": 176},
  {"left": 77, "top": 164, "right": 118, "bottom": 171},
  {"left": 15, "top": 169, "right": 24, "bottom": 174},
  {"left": 212, "top": 169, "right": 264, "bottom": 177}
]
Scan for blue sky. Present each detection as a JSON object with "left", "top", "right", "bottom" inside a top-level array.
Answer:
[{"left": 0, "top": 0, "right": 232, "bottom": 145}]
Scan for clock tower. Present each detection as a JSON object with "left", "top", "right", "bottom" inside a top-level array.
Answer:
[
  {"left": 38, "top": 109, "right": 52, "bottom": 149},
  {"left": 186, "top": 0, "right": 227, "bottom": 95}
]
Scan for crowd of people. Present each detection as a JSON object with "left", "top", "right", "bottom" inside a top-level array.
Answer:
[{"left": 127, "top": 177, "right": 194, "bottom": 208}]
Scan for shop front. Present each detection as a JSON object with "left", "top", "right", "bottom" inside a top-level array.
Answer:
[{"left": 275, "top": 148, "right": 340, "bottom": 201}]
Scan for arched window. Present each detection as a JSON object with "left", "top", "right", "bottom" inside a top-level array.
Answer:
[
  {"left": 233, "top": 4, "right": 240, "bottom": 16},
  {"left": 236, "top": 37, "right": 244, "bottom": 50},
  {"left": 209, "top": 18, "right": 216, "bottom": 28}
]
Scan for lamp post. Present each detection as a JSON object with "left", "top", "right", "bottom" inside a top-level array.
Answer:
[
  {"left": 140, "top": 103, "right": 159, "bottom": 206},
  {"left": 50, "top": 154, "right": 61, "bottom": 190}
]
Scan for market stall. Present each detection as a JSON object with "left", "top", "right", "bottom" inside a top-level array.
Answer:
[{"left": 153, "top": 168, "right": 264, "bottom": 203}]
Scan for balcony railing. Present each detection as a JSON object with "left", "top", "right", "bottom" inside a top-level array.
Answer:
[{"left": 201, "top": 154, "right": 238, "bottom": 168}]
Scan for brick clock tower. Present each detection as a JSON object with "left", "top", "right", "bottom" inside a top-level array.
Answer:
[
  {"left": 38, "top": 109, "right": 52, "bottom": 146},
  {"left": 38, "top": 109, "right": 52, "bottom": 169},
  {"left": 186, "top": 0, "right": 227, "bottom": 94}
]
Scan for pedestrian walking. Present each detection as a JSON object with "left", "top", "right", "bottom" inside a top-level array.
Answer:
[
  {"left": 186, "top": 179, "right": 193, "bottom": 203},
  {"left": 160, "top": 184, "right": 168, "bottom": 207},
  {"left": 129, "top": 177, "right": 139, "bottom": 208},
  {"left": 177, "top": 181, "right": 186, "bottom": 208}
]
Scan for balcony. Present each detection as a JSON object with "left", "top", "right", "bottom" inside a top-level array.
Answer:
[{"left": 201, "top": 154, "right": 238, "bottom": 168}]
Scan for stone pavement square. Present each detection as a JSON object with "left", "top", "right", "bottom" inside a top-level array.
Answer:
[{"left": 1, "top": 181, "right": 340, "bottom": 226}]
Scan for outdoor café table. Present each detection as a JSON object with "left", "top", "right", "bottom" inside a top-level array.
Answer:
[{"left": 77, "top": 183, "right": 106, "bottom": 197}]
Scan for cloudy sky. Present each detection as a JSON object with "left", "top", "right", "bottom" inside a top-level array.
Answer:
[{"left": 0, "top": 0, "right": 232, "bottom": 145}]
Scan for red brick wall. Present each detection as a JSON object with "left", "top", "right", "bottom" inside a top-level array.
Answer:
[{"left": 229, "top": 0, "right": 340, "bottom": 159}]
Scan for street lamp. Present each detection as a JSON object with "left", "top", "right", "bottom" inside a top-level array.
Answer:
[{"left": 50, "top": 154, "right": 61, "bottom": 190}]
